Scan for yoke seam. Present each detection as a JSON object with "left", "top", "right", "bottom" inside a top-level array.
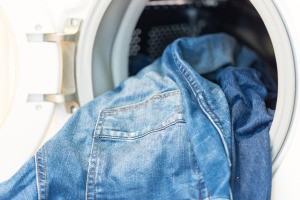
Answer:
[
  {"left": 102, "top": 90, "right": 180, "bottom": 114},
  {"left": 35, "top": 147, "right": 48, "bottom": 200}
]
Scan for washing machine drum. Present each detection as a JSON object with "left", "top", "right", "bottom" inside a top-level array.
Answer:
[{"left": 81, "top": 0, "right": 295, "bottom": 172}]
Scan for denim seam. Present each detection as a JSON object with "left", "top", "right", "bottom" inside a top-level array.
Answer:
[
  {"left": 176, "top": 57, "right": 224, "bottom": 133},
  {"left": 86, "top": 109, "right": 103, "bottom": 200},
  {"left": 85, "top": 137, "right": 93, "bottom": 199},
  {"left": 43, "top": 149, "right": 48, "bottom": 200},
  {"left": 98, "top": 119, "right": 185, "bottom": 140},
  {"left": 98, "top": 112, "right": 105, "bottom": 136},
  {"left": 35, "top": 147, "right": 48, "bottom": 200},
  {"left": 35, "top": 153, "right": 41, "bottom": 200},
  {"left": 171, "top": 44, "right": 231, "bottom": 164},
  {"left": 101, "top": 90, "right": 180, "bottom": 114},
  {"left": 195, "top": 153, "right": 202, "bottom": 200},
  {"left": 44, "top": 149, "right": 48, "bottom": 200},
  {"left": 93, "top": 149, "right": 100, "bottom": 200},
  {"left": 201, "top": 93, "right": 224, "bottom": 133},
  {"left": 176, "top": 57, "right": 230, "bottom": 163},
  {"left": 190, "top": 141, "right": 210, "bottom": 200},
  {"left": 85, "top": 141, "right": 100, "bottom": 200}
]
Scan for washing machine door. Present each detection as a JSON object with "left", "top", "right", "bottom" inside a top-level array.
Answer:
[
  {"left": 270, "top": 0, "right": 300, "bottom": 198},
  {"left": 0, "top": 0, "right": 118, "bottom": 182},
  {"left": 0, "top": 0, "right": 119, "bottom": 182},
  {"left": 0, "top": 1, "right": 62, "bottom": 182}
]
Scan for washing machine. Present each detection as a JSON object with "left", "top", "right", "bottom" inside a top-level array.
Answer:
[{"left": 0, "top": 0, "right": 299, "bottom": 199}]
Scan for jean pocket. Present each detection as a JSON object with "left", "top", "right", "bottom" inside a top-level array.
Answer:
[{"left": 94, "top": 90, "right": 185, "bottom": 140}]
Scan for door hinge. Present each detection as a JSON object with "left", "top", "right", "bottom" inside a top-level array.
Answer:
[{"left": 27, "top": 18, "right": 81, "bottom": 113}]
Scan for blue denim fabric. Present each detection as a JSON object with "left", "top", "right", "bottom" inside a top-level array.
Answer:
[
  {"left": 175, "top": 33, "right": 273, "bottom": 199},
  {"left": 0, "top": 34, "right": 233, "bottom": 199},
  {"left": 129, "top": 53, "right": 152, "bottom": 76},
  {"left": 214, "top": 67, "right": 273, "bottom": 200}
]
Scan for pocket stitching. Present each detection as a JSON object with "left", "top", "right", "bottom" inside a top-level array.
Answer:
[
  {"left": 94, "top": 89, "right": 184, "bottom": 140},
  {"left": 99, "top": 118, "right": 185, "bottom": 140}
]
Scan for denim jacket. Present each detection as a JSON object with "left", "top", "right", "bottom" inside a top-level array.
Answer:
[{"left": 0, "top": 34, "right": 233, "bottom": 199}]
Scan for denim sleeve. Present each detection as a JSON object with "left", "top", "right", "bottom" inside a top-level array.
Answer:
[
  {"left": 0, "top": 157, "right": 38, "bottom": 199},
  {"left": 0, "top": 103, "right": 99, "bottom": 199}
]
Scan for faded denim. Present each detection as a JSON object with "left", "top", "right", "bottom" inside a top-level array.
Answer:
[
  {"left": 176, "top": 33, "right": 273, "bottom": 199},
  {"left": 0, "top": 34, "right": 233, "bottom": 199},
  {"left": 130, "top": 33, "right": 274, "bottom": 199}
]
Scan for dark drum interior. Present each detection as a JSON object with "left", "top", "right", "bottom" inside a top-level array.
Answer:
[{"left": 128, "top": 0, "right": 277, "bottom": 108}]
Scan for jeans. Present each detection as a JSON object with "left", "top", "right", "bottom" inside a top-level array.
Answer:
[
  {"left": 130, "top": 33, "right": 274, "bottom": 199},
  {"left": 174, "top": 33, "right": 273, "bottom": 199},
  {"left": 215, "top": 67, "right": 273, "bottom": 200},
  {"left": 0, "top": 34, "right": 233, "bottom": 199}
]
